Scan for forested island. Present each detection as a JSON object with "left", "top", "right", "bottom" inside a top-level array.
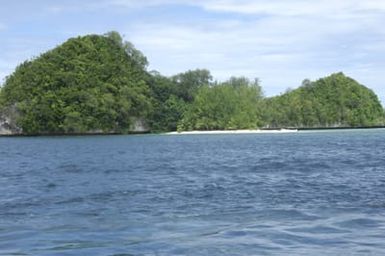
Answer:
[{"left": 0, "top": 32, "right": 384, "bottom": 135}]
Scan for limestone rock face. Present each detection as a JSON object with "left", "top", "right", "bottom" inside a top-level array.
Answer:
[
  {"left": 0, "top": 118, "right": 13, "bottom": 135},
  {"left": 0, "top": 106, "right": 22, "bottom": 135},
  {"left": 0, "top": 112, "right": 149, "bottom": 135},
  {"left": 129, "top": 118, "right": 149, "bottom": 133}
]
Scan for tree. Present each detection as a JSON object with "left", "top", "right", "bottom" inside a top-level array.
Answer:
[
  {"left": 0, "top": 33, "right": 152, "bottom": 134},
  {"left": 105, "top": 31, "right": 148, "bottom": 69},
  {"left": 262, "top": 73, "right": 384, "bottom": 128},
  {"left": 178, "top": 77, "right": 264, "bottom": 130},
  {"left": 172, "top": 69, "right": 213, "bottom": 102}
]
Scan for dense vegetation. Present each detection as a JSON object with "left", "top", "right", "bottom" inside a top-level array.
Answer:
[
  {"left": 146, "top": 69, "right": 212, "bottom": 131},
  {"left": 0, "top": 32, "right": 152, "bottom": 134},
  {"left": 0, "top": 32, "right": 384, "bottom": 134},
  {"left": 178, "top": 77, "right": 264, "bottom": 131},
  {"left": 263, "top": 73, "right": 384, "bottom": 128}
]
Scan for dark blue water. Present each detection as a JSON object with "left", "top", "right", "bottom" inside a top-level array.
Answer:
[{"left": 1, "top": 130, "right": 385, "bottom": 255}]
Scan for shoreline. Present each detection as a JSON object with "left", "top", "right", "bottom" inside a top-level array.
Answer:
[
  {"left": 165, "top": 129, "right": 298, "bottom": 135},
  {"left": 2, "top": 126, "right": 385, "bottom": 137}
]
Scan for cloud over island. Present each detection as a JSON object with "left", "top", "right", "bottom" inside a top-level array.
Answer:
[{"left": 1, "top": 0, "right": 384, "bottom": 102}]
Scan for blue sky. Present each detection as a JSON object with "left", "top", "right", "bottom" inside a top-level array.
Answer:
[{"left": 1, "top": 0, "right": 385, "bottom": 103}]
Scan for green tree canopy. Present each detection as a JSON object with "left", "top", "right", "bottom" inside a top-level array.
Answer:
[
  {"left": 1, "top": 32, "right": 383, "bottom": 134},
  {"left": 172, "top": 69, "right": 213, "bottom": 102},
  {"left": 178, "top": 77, "right": 264, "bottom": 130},
  {"left": 263, "top": 72, "right": 384, "bottom": 128},
  {"left": 0, "top": 32, "right": 151, "bottom": 134}
]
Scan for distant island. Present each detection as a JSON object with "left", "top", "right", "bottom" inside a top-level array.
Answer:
[{"left": 0, "top": 32, "right": 384, "bottom": 135}]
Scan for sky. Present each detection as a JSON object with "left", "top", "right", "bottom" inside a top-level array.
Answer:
[{"left": 0, "top": 0, "right": 384, "bottom": 103}]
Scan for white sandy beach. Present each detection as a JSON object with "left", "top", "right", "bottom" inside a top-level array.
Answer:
[{"left": 166, "top": 129, "right": 298, "bottom": 135}]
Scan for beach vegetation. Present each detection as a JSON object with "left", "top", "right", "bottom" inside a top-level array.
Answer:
[{"left": 0, "top": 32, "right": 383, "bottom": 134}]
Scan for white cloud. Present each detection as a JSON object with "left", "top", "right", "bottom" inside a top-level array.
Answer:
[
  {"left": 121, "top": 0, "right": 385, "bottom": 101},
  {"left": 198, "top": 0, "right": 385, "bottom": 16},
  {"left": 2, "top": 0, "right": 385, "bottom": 102},
  {"left": 0, "top": 22, "right": 6, "bottom": 31},
  {"left": 128, "top": 19, "right": 322, "bottom": 84},
  {"left": 107, "top": 0, "right": 385, "bottom": 16}
]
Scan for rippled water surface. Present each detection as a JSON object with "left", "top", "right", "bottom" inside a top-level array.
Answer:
[{"left": 1, "top": 130, "right": 385, "bottom": 255}]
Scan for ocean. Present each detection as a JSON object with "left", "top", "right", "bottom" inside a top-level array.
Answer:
[{"left": 1, "top": 129, "right": 385, "bottom": 255}]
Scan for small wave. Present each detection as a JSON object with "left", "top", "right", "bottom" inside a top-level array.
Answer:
[
  {"left": 335, "top": 218, "right": 383, "bottom": 229},
  {"left": 57, "top": 164, "right": 83, "bottom": 173}
]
